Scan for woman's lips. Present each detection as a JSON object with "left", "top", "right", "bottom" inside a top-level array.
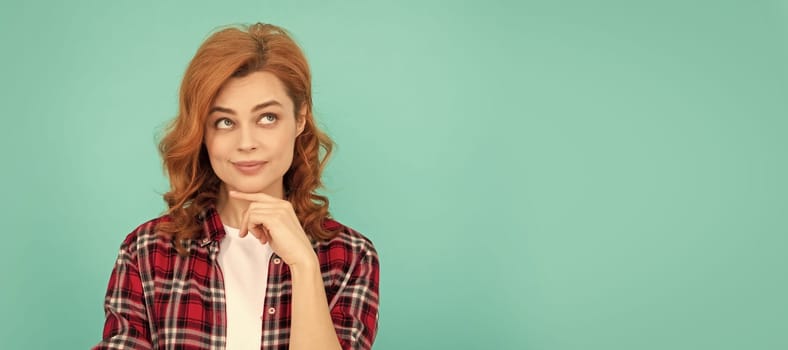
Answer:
[{"left": 232, "top": 161, "right": 267, "bottom": 175}]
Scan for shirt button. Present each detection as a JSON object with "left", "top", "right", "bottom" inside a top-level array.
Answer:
[
  {"left": 273, "top": 258, "right": 281, "bottom": 264},
  {"left": 267, "top": 307, "right": 276, "bottom": 315}
]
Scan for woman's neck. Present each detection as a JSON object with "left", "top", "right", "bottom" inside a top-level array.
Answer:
[{"left": 215, "top": 183, "right": 285, "bottom": 229}]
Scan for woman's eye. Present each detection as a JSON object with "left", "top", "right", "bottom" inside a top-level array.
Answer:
[
  {"left": 215, "top": 118, "right": 234, "bottom": 129},
  {"left": 259, "top": 114, "right": 278, "bottom": 125}
]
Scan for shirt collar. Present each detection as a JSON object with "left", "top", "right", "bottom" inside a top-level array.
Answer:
[{"left": 196, "top": 203, "right": 226, "bottom": 246}]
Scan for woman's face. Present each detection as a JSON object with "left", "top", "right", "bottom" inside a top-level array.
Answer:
[{"left": 204, "top": 71, "right": 305, "bottom": 198}]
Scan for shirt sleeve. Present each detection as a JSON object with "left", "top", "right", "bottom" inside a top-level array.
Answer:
[
  {"left": 330, "top": 247, "right": 381, "bottom": 350},
  {"left": 92, "top": 244, "right": 153, "bottom": 350}
]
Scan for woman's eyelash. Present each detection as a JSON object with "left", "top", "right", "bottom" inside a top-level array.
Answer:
[
  {"left": 259, "top": 114, "right": 278, "bottom": 123},
  {"left": 215, "top": 118, "right": 234, "bottom": 128},
  {"left": 212, "top": 114, "right": 277, "bottom": 128}
]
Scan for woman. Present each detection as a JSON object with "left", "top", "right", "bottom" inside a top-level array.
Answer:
[{"left": 94, "top": 23, "right": 379, "bottom": 350}]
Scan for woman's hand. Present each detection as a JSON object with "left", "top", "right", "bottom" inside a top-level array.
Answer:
[{"left": 229, "top": 190, "right": 317, "bottom": 268}]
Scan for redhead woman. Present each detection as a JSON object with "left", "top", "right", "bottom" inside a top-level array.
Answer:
[{"left": 93, "top": 23, "right": 379, "bottom": 350}]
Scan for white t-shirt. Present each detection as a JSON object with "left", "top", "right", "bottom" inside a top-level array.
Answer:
[{"left": 217, "top": 225, "right": 275, "bottom": 350}]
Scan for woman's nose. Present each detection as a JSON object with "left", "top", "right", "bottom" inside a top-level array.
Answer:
[{"left": 237, "top": 125, "right": 260, "bottom": 151}]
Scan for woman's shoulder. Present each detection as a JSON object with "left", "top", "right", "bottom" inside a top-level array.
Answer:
[
  {"left": 115, "top": 214, "right": 174, "bottom": 255},
  {"left": 318, "top": 218, "right": 378, "bottom": 260}
]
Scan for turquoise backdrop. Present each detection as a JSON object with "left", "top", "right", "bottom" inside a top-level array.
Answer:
[{"left": 1, "top": 0, "right": 786, "bottom": 349}]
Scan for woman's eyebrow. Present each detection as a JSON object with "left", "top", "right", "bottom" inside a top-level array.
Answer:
[{"left": 209, "top": 100, "right": 283, "bottom": 115}]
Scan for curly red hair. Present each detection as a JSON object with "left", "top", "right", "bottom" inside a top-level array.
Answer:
[{"left": 157, "top": 23, "right": 338, "bottom": 255}]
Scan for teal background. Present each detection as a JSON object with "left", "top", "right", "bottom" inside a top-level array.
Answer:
[{"left": 1, "top": 0, "right": 786, "bottom": 349}]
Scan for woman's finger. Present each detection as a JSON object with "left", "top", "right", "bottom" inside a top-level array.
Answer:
[
  {"left": 251, "top": 224, "right": 270, "bottom": 244},
  {"left": 244, "top": 208, "right": 281, "bottom": 242},
  {"left": 238, "top": 208, "right": 250, "bottom": 238},
  {"left": 229, "top": 190, "right": 276, "bottom": 203}
]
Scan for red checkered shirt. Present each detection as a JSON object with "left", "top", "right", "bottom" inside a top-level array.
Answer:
[{"left": 93, "top": 205, "right": 380, "bottom": 349}]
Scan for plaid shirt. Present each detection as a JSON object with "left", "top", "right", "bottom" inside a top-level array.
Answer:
[{"left": 93, "top": 205, "right": 379, "bottom": 349}]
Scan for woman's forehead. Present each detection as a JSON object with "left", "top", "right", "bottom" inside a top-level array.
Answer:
[{"left": 213, "top": 71, "right": 294, "bottom": 111}]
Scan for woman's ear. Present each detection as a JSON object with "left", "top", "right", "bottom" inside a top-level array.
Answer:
[{"left": 296, "top": 104, "right": 307, "bottom": 136}]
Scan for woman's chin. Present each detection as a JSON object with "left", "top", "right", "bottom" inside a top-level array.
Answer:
[{"left": 224, "top": 182, "right": 277, "bottom": 196}]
